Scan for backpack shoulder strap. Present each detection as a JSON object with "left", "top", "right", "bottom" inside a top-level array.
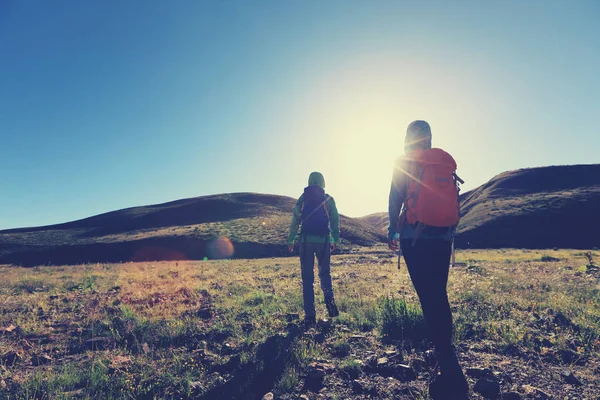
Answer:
[{"left": 453, "top": 172, "right": 465, "bottom": 185}]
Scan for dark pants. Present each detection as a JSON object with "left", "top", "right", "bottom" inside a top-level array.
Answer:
[
  {"left": 300, "top": 241, "right": 334, "bottom": 318},
  {"left": 401, "top": 239, "right": 465, "bottom": 382}
]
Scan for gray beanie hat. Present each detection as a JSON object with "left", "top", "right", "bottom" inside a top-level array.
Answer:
[
  {"left": 308, "top": 171, "right": 325, "bottom": 188},
  {"left": 405, "top": 120, "right": 432, "bottom": 153}
]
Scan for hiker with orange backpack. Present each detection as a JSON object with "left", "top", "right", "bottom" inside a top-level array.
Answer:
[
  {"left": 288, "top": 172, "right": 340, "bottom": 326},
  {"left": 388, "top": 121, "right": 469, "bottom": 399}
]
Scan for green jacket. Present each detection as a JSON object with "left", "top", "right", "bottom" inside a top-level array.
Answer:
[{"left": 287, "top": 191, "right": 340, "bottom": 244}]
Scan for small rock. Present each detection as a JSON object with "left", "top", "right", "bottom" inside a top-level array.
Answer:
[
  {"left": 299, "top": 395, "right": 309, "bottom": 400},
  {"left": 558, "top": 348, "right": 585, "bottom": 365},
  {"left": 424, "top": 349, "right": 437, "bottom": 367},
  {"left": 31, "top": 354, "right": 53, "bottom": 366},
  {"left": 222, "top": 342, "right": 236, "bottom": 354},
  {"left": 560, "top": 369, "right": 582, "bottom": 385},
  {"left": 375, "top": 357, "right": 396, "bottom": 378},
  {"left": 394, "top": 364, "right": 416, "bottom": 381},
  {"left": 309, "top": 362, "right": 335, "bottom": 373},
  {"left": 520, "top": 385, "right": 550, "bottom": 399},
  {"left": 377, "top": 357, "right": 389, "bottom": 366},
  {"left": 502, "top": 392, "right": 521, "bottom": 400},
  {"left": 262, "top": 392, "right": 274, "bottom": 400},
  {"left": 305, "top": 366, "right": 325, "bottom": 391},
  {"left": 349, "top": 334, "right": 367, "bottom": 341},
  {"left": 384, "top": 350, "right": 398, "bottom": 357},
  {"left": 307, "top": 366, "right": 326, "bottom": 379},
  {"left": 0, "top": 325, "right": 17, "bottom": 334},
  {"left": 197, "top": 305, "right": 214, "bottom": 319},
  {"left": 317, "top": 318, "right": 332, "bottom": 332},
  {"left": 474, "top": 379, "right": 501, "bottom": 399},
  {"left": 352, "top": 379, "right": 366, "bottom": 393},
  {"left": 0, "top": 379, "right": 6, "bottom": 389},
  {"left": 466, "top": 367, "right": 493, "bottom": 378},
  {"left": 2, "top": 351, "right": 22, "bottom": 366}
]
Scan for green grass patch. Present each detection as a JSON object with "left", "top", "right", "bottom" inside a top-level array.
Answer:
[{"left": 378, "top": 296, "right": 426, "bottom": 342}]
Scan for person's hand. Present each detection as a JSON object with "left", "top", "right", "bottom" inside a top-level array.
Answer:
[
  {"left": 388, "top": 239, "right": 399, "bottom": 252},
  {"left": 330, "top": 242, "right": 337, "bottom": 252},
  {"left": 288, "top": 243, "right": 294, "bottom": 253}
]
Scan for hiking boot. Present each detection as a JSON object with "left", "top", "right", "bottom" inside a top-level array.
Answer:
[
  {"left": 325, "top": 300, "right": 339, "bottom": 318},
  {"left": 303, "top": 315, "right": 316, "bottom": 328},
  {"left": 428, "top": 374, "right": 469, "bottom": 399}
]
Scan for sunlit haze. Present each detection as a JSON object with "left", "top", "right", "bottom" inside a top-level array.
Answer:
[{"left": 1, "top": 1, "right": 599, "bottom": 229}]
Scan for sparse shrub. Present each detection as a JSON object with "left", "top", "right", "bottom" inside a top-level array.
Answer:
[
  {"left": 540, "top": 283, "right": 552, "bottom": 292},
  {"left": 584, "top": 251, "right": 599, "bottom": 273},
  {"left": 494, "top": 323, "right": 523, "bottom": 350},
  {"left": 540, "top": 255, "right": 560, "bottom": 262},
  {"left": 13, "top": 279, "right": 52, "bottom": 294},
  {"left": 290, "top": 339, "right": 323, "bottom": 367},
  {"left": 340, "top": 359, "right": 362, "bottom": 380},
  {"left": 63, "top": 275, "right": 99, "bottom": 292},
  {"left": 378, "top": 296, "right": 426, "bottom": 342},
  {"left": 228, "top": 283, "right": 251, "bottom": 297},
  {"left": 275, "top": 366, "right": 299, "bottom": 392},
  {"left": 466, "top": 264, "right": 486, "bottom": 275},
  {"left": 14, "top": 359, "right": 121, "bottom": 399},
  {"left": 338, "top": 299, "right": 379, "bottom": 332},
  {"left": 244, "top": 291, "right": 271, "bottom": 306},
  {"left": 329, "top": 341, "right": 351, "bottom": 358},
  {"left": 454, "top": 321, "right": 485, "bottom": 341}
]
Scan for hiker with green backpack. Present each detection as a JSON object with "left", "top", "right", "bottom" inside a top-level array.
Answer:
[
  {"left": 388, "top": 121, "right": 469, "bottom": 399},
  {"left": 288, "top": 172, "right": 340, "bottom": 326}
]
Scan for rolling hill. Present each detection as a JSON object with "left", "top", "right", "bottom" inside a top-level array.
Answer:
[
  {"left": 3, "top": 163, "right": 598, "bottom": 267},
  {"left": 0, "top": 193, "right": 386, "bottom": 266},
  {"left": 358, "top": 164, "right": 600, "bottom": 249},
  {"left": 357, "top": 212, "right": 388, "bottom": 234},
  {"left": 456, "top": 164, "right": 600, "bottom": 248}
]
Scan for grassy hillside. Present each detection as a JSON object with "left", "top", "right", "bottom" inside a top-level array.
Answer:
[
  {"left": 456, "top": 164, "right": 600, "bottom": 249},
  {"left": 0, "top": 248, "right": 598, "bottom": 399},
  {"left": 357, "top": 213, "right": 388, "bottom": 235},
  {"left": 0, "top": 193, "right": 385, "bottom": 267}
]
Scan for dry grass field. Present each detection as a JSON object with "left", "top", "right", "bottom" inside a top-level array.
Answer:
[{"left": 0, "top": 247, "right": 598, "bottom": 399}]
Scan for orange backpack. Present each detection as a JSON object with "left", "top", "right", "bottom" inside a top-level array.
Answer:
[{"left": 403, "top": 148, "right": 461, "bottom": 228}]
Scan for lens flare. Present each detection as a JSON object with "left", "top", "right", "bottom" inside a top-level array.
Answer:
[{"left": 206, "top": 236, "right": 234, "bottom": 259}]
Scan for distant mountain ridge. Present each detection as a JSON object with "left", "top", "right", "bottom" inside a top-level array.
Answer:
[
  {"left": 359, "top": 164, "right": 600, "bottom": 249},
  {"left": 3, "top": 164, "right": 598, "bottom": 267},
  {"left": 0, "top": 193, "right": 386, "bottom": 266}
]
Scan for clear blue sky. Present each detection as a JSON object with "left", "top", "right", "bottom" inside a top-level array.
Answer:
[{"left": 1, "top": 0, "right": 599, "bottom": 229}]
